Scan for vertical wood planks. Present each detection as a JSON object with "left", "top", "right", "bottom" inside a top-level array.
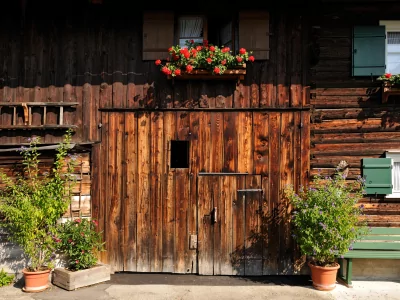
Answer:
[
  {"left": 136, "top": 112, "right": 151, "bottom": 272},
  {"left": 188, "top": 113, "right": 200, "bottom": 273},
  {"left": 94, "top": 110, "right": 310, "bottom": 275},
  {"left": 266, "top": 112, "right": 281, "bottom": 273},
  {"left": 210, "top": 112, "right": 224, "bottom": 172},
  {"left": 150, "top": 112, "right": 163, "bottom": 272},
  {"left": 175, "top": 112, "right": 190, "bottom": 273},
  {"left": 223, "top": 112, "right": 238, "bottom": 172},
  {"left": 279, "top": 112, "right": 294, "bottom": 274},
  {"left": 219, "top": 176, "right": 235, "bottom": 275},
  {"left": 237, "top": 112, "right": 253, "bottom": 173},
  {"left": 123, "top": 112, "right": 137, "bottom": 271},
  {"left": 162, "top": 112, "right": 176, "bottom": 272},
  {"left": 197, "top": 176, "right": 213, "bottom": 275},
  {"left": 232, "top": 176, "right": 246, "bottom": 275}
]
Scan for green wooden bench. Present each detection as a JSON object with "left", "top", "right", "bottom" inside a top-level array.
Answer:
[{"left": 337, "top": 227, "right": 400, "bottom": 287}]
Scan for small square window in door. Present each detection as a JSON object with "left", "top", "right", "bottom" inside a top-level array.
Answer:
[{"left": 170, "top": 140, "right": 189, "bottom": 168}]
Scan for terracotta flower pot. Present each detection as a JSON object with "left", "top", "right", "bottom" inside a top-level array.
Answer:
[
  {"left": 22, "top": 268, "right": 51, "bottom": 293},
  {"left": 308, "top": 261, "right": 340, "bottom": 291}
]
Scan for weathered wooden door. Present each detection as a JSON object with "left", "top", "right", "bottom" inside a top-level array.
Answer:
[{"left": 197, "top": 174, "right": 263, "bottom": 275}]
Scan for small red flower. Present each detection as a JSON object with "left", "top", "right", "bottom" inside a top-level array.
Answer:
[
  {"left": 222, "top": 47, "right": 230, "bottom": 53},
  {"left": 184, "top": 52, "right": 190, "bottom": 59},
  {"left": 186, "top": 65, "right": 194, "bottom": 73},
  {"left": 172, "top": 54, "right": 179, "bottom": 61},
  {"left": 209, "top": 46, "right": 215, "bottom": 52},
  {"left": 190, "top": 39, "right": 194, "bottom": 44},
  {"left": 180, "top": 48, "right": 188, "bottom": 54},
  {"left": 236, "top": 56, "right": 243, "bottom": 63},
  {"left": 168, "top": 47, "right": 174, "bottom": 53},
  {"left": 385, "top": 73, "right": 392, "bottom": 78},
  {"left": 155, "top": 59, "right": 161, "bottom": 66},
  {"left": 92, "top": 220, "right": 98, "bottom": 226},
  {"left": 203, "top": 39, "right": 208, "bottom": 46},
  {"left": 68, "top": 239, "right": 73, "bottom": 243},
  {"left": 196, "top": 46, "right": 202, "bottom": 51},
  {"left": 174, "top": 69, "right": 181, "bottom": 76},
  {"left": 162, "top": 67, "right": 169, "bottom": 74},
  {"left": 214, "top": 67, "right": 221, "bottom": 74},
  {"left": 248, "top": 56, "right": 255, "bottom": 62},
  {"left": 239, "top": 48, "right": 246, "bottom": 54},
  {"left": 75, "top": 218, "right": 81, "bottom": 223},
  {"left": 81, "top": 250, "right": 85, "bottom": 253},
  {"left": 221, "top": 59, "right": 226, "bottom": 65},
  {"left": 75, "top": 260, "right": 79, "bottom": 264},
  {"left": 80, "top": 232, "right": 85, "bottom": 237},
  {"left": 206, "top": 58, "right": 212, "bottom": 64}
]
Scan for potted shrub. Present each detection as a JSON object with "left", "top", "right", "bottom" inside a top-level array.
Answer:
[
  {"left": 155, "top": 40, "right": 254, "bottom": 79},
  {"left": 283, "top": 162, "right": 368, "bottom": 291},
  {"left": 52, "top": 218, "right": 109, "bottom": 291},
  {"left": 0, "top": 130, "right": 77, "bottom": 292}
]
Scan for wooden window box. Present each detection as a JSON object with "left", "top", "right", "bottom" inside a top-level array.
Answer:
[
  {"left": 382, "top": 82, "right": 400, "bottom": 103},
  {"left": 167, "top": 65, "right": 246, "bottom": 82}
]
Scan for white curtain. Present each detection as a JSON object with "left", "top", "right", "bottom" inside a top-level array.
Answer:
[
  {"left": 179, "top": 17, "right": 203, "bottom": 38},
  {"left": 394, "top": 162, "right": 400, "bottom": 192},
  {"left": 387, "top": 32, "right": 400, "bottom": 74}
]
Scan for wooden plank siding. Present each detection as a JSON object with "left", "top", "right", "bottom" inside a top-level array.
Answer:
[
  {"left": 94, "top": 111, "right": 310, "bottom": 273},
  {"left": 0, "top": 2, "right": 313, "bottom": 275},
  {"left": 0, "top": 6, "right": 309, "bottom": 145},
  {"left": 309, "top": 5, "right": 400, "bottom": 227}
]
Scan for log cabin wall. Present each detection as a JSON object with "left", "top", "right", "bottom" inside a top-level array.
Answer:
[
  {"left": 310, "top": 2, "right": 400, "bottom": 226},
  {"left": 0, "top": 1, "right": 311, "bottom": 274}
]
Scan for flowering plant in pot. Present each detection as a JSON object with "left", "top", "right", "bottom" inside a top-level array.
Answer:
[
  {"left": 155, "top": 40, "right": 255, "bottom": 77},
  {"left": 0, "top": 130, "right": 77, "bottom": 292},
  {"left": 377, "top": 73, "right": 400, "bottom": 86},
  {"left": 57, "top": 218, "right": 104, "bottom": 271},
  {"left": 283, "top": 162, "right": 369, "bottom": 291},
  {"left": 52, "top": 218, "right": 108, "bottom": 291}
]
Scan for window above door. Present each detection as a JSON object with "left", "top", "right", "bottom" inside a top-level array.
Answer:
[{"left": 142, "top": 11, "right": 270, "bottom": 61}]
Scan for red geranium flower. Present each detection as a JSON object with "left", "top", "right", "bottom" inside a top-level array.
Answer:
[
  {"left": 155, "top": 59, "right": 161, "bottom": 66},
  {"left": 214, "top": 67, "right": 221, "bottom": 74},
  {"left": 209, "top": 46, "right": 215, "bottom": 52},
  {"left": 186, "top": 65, "right": 194, "bottom": 73},
  {"left": 248, "top": 56, "right": 255, "bottom": 62},
  {"left": 239, "top": 48, "right": 246, "bottom": 54},
  {"left": 385, "top": 73, "right": 392, "bottom": 78},
  {"left": 236, "top": 56, "right": 243, "bottom": 63},
  {"left": 174, "top": 69, "right": 181, "bottom": 76}
]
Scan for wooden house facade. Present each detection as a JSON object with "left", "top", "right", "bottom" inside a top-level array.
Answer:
[{"left": 0, "top": 0, "right": 399, "bottom": 276}]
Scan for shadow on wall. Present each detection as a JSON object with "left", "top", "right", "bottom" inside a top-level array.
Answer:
[
  {"left": 0, "top": 228, "right": 29, "bottom": 275},
  {"left": 230, "top": 195, "right": 307, "bottom": 276}
]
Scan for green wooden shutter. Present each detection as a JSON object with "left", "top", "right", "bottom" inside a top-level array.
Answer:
[
  {"left": 353, "top": 26, "right": 386, "bottom": 76},
  {"left": 362, "top": 158, "right": 392, "bottom": 195}
]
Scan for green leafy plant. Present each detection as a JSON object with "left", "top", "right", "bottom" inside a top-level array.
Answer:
[
  {"left": 0, "top": 268, "right": 14, "bottom": 287},
  {"left": 377, "top": 73, "right": 400, "bottom": 85},
  {"left": 57, "top": 218, "right": 104, "bottom": 271},
  {"left": 0, "top": 129, "right": 77, "bottom": 272},
  {"left": 283, "top": 162, "right": 369, "bottom": 267},
  {"left": 155, "top": 40, "right": 255, "bottom": 76}
]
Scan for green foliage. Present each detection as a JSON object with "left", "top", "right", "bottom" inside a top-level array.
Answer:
[
  {"left": 0, "top": 129, "right": 77, "bottom": 272},
  {"left": 57, "top": 218, "right": 104, "bottom": 271},
  {"left": 283, "top": 164, "right": 369, "bottom": 266},
  {"left": 377, "top": 73, "right": 400, "bottom": 85},
  {"left": 156, "top": 40, "right": 255, "bottom": 76},
  {"left": 0, "top": 269, "right": 14, "bottom": 287}
]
